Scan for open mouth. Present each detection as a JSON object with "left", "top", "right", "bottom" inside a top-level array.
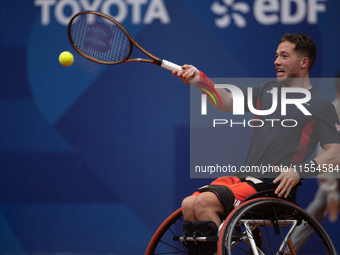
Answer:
[{"left": 276, "top": 68, "right": 285, "bottom": 76}]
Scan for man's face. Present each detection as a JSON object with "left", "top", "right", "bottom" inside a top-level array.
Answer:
[{"left": 274, "top": 41, "right": 302, "bottom": 85}]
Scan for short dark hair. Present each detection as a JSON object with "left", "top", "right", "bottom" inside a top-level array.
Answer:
[{"left": 280, "top": 33, "right": 317, "bottom": 71}]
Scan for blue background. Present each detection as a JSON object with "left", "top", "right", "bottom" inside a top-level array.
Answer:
[{"left": 1, "top": 0, "right": 340, "bottom": 254}]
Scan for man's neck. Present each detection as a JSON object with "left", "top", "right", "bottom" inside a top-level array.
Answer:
[{"left": 281, "top": 76, "right": 312, "bottom": 89}]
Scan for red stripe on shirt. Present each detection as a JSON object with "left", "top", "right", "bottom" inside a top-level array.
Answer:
[{"left": 290, "top": 119, "right": 317, "bottom": 165}]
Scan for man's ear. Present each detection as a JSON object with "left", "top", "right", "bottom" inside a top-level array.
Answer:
[{"left": 301, "top": 57, "right": 309, "bottom": 70}]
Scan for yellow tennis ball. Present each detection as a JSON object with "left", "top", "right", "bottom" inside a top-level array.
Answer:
[{"left": 59, "top": 51, "right": 74, "bottom": 66}]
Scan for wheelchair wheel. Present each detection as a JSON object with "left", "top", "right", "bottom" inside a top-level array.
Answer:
[
  {"left": 218, "top": 197, "right": 336, "bottom": 255},
  {"left": 145, "top": 208, "right": 187, "bottom": 255}
]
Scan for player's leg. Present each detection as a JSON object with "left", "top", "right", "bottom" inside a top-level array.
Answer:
[
  {"left": 181, "top": 177, "right": 258, "bottom": 255},
  {"left": 181, "top": 192, "right": 223, "bottom": 255},
  {"left": 181, "top": 195, "right": 198, "bottom": 222},
  {"left": 193, "top": 191, "right": 225, "bottom": 226},
  {"left": 182, "top": 192, "right": 225, "bottom": 225}
]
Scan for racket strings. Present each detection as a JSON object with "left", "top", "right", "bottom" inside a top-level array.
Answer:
[{"left": 70, "top": 14, "right": 131, "bottom": 63}]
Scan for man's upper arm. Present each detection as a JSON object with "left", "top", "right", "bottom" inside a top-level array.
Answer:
[{"left": 317, "top": 104, "right": 340, "bottom": 148}]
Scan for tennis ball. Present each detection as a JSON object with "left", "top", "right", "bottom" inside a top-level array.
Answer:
[{"left": 59, "top": 51, "right": 74, "bottom": 66}]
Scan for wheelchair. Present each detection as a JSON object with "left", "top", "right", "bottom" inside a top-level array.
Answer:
[{"left": 145, "top": 188, "right": 337, "bottom": 255}]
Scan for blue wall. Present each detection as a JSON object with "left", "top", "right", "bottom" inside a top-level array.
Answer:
[{"left": 1, "top": 0, "right": 340, "bottom": 254}]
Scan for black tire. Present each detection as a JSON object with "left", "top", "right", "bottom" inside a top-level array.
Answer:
[{"left": 218, "top": 198, "right": 336, "bottom": 255}]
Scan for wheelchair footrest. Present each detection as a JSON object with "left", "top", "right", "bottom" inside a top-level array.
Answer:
[{"left": 173, "top": 236, "right": 219, "bottom": 242}]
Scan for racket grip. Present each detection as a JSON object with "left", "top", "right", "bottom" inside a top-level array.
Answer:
[{"left": 159, "top": 59, "right": 182, "bottom": 71}]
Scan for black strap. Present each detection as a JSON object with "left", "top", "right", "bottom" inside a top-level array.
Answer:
[{"left": 197, "top": 185, "right": 235, "bottom": 215}]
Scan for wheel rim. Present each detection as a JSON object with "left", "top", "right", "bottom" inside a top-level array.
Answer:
[
  {"left": 218, "top": 198, "right": 336, "bottom": 255},
  {"left": 146, "top": 208, "right": 188, "bottom": 255}
]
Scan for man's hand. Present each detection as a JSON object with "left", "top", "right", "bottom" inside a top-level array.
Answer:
[
  {"left": 273, "top": 167, "right": 300, "bottom": 198},
  {"left": 324, "top": 200, "right": 340, "bottom": 223},
  {"left": 172, "top": 64, "right": 199, "bottom": 85}
]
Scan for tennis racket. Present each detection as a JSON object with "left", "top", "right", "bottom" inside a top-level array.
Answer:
[{"left": 67, "top": 11, "right": 182, "bottom": 71}]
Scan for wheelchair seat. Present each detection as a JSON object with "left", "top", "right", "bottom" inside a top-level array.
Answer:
[{"left": 242, "top": 182, "right": 301, "bottom": 205}]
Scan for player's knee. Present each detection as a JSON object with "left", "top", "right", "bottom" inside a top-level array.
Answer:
[
  {"left": 181, "top": 196, "right": 197, "bottom": 220},
  {"left": 194, "top": 192, "right": 219, "bottom": 218},
  {"left": 182, "top": 196, "right": 195, "bottom": 210}
]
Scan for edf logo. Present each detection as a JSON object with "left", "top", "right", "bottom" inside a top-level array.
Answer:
[{"left": 212, "top": 0, "right": 327, "bottom": 28}]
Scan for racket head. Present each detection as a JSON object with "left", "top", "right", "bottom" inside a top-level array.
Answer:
[{"left": 67, "top": 11, "right": 133, "bottom": 65}]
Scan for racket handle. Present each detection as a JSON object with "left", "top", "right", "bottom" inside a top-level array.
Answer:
[{"left": 159, "top": 59, "right": 182, "bottom": 71}]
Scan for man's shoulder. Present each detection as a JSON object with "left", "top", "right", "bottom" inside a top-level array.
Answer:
[
  {"left": 308, "top": 88, "right": 338, "bottom": 118},
  {"left": 310, "top": 88, "right": 333, "bottom": 106}
]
